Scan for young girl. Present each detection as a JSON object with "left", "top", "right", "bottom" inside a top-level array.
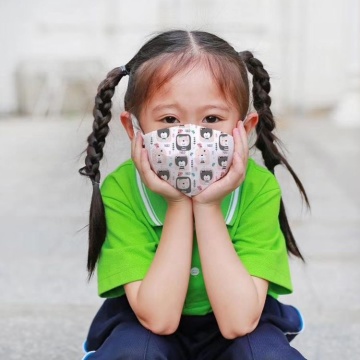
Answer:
[{"left": 79, "top": 30, "right": 309, "bottom": 360}]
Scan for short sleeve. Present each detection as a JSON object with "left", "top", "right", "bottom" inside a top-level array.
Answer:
[
  {"left": 97, "top": 173, "right": 158, "bottom": 298},
  {"left": 231, "top": 174, "right": 292, "bottom": 297}
]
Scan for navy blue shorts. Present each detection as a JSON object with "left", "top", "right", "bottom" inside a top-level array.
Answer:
[{"left": 82, "top": 295, "right": 306, "bottom": 359}]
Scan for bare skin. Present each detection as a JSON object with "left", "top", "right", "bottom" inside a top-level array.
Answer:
[{"left": 120, "top": 64, "right": 268, "bottom": 338}]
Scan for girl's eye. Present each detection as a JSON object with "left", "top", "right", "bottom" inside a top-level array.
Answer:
[
  {"left": 162, "top": 116, "right": 179, "bottom": 124},
  {"left": 203, "top": 116, "right": 220, "bottom": 123}
]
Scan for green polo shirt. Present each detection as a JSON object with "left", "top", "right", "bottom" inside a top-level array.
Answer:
[{"left": 97, "top": 158, "right": 292, "bottom": 315}]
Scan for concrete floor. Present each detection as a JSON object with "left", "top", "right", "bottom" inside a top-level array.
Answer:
[{"left": 0, "top": 114, "right": 359, "bottom": 359}]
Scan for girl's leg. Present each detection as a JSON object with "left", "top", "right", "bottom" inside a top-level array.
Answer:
[
  {"left": 84, "top": 322, "right": 186, "bottom": 360},
  {"left": 196, "top": 296, "right": 306, "bottom": 360},
  {"left": 82, "top": 296, "right": 187, "bottom": 360},
  {"left": 215, "top": 323, "right": 306, "bottom": 360}
]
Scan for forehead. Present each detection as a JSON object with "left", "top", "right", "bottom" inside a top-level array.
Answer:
[
  {"left": 139, "top": 55, "right": 243, "bottom": 113},
  {"left": 146, "top": 65, "right": 235, "bottom": 111}
]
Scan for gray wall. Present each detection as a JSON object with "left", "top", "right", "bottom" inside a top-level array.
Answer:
[{"left": 0, "top": 0, "right": 358, "bottom": 116}]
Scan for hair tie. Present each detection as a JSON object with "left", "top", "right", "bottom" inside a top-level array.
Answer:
[
  {"left": 120, "top": 65, "right": 130, "bottom": 76},
  {"left": 92, "top": 180, "right": 100, "bottom": 187}
]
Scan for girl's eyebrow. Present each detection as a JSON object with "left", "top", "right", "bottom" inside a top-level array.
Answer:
[
  {"left": 198, "top": 104, "right": 230, "bottom": 112},
  {"left": 152, "top": 104, "right": 179, "bottom": 112},
  {"left": 151, "top": 103, "right": 230, "bottom": 113}
]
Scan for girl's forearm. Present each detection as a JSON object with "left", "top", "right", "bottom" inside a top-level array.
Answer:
[
  {"left": 193, "top": 202, "right": 268, "bottom": 339},
  {"left": 133, "top": 200, "right": 193, "bottom": 333}
]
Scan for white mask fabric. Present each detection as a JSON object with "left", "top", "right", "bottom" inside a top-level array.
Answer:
[{"left": 132, "top": 116, "right": 235, "bottom": 197}]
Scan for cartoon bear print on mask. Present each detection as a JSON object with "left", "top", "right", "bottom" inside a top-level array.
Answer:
[
  {"left": 200, "top": 128, "right": 213, "bottom": 141},
  {"left": 219, "top": 134, "right": 230, "bottom": 151},
  {"left": 157, "top": 128, "right": 171, "bottom": 142},
  {"left": 195, "top": 147, "right": 210, "bottom": 165},
  {"left": 218, "top": 156, "right": 228, "bottom": 169},
  {"left": 175, "top": 156, "right": 188, "bottom": 170},
  {"left": 176, "top": 177, "right": 191, "bottom": 193},
  {"left": 200, "top": 170, "right": 213, "bottom": 183},
  {"left": 152, "top": 148, "right": 166, "bottom": 164},
  {"left": 176, "top": 134, "right": 191, "bottom": 151},
  {"left": 157, "top": 170, "right": 170, "bottom": 181}
]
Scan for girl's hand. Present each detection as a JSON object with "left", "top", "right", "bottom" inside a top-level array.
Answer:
[
  {"left": 192, "top": 121, "right": 248, "bottom": 206},
  {"left": 132, "top": 132, "right": 191, "bottom": 204}
]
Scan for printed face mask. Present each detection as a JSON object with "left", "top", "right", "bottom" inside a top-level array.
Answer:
[{"left": 132, "top": 116, "right": 235, "bottom": 197}]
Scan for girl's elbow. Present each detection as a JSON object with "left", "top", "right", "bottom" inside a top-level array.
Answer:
[
  {"left": 140, "top": 317, "right": 180, "bottom": 335},
  {"left": 220, "top": 318, "right": 259, "bottom": 340},
  {"left": 149, "top": 323, "right": 179, "bottom": 335}
]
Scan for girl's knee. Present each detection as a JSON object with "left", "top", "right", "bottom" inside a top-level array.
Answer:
[
  {"left": 252, "top": 344, "right": 305, "bottom": 360},
  {"left": 223, "top": 331, "right": 306, "bottom": 360},
  {"left": 85, "top": 325, "right": 152, "bottom": 360},
  {"left": 252, "top": 344, "right": 306, "bottom": 360},
  {"left": 85, "top": 340, "right": 149, "bottom": 360},
  {"left": 85, "top": 329, "right": 182, "bottom": 360}
]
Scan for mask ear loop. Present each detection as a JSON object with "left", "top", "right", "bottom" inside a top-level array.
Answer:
[
  {"left": 131, "top": 114, "right": 144, "bottom": 135},
  {"left": 242, "top": 109, "right": 253, "bottom": 126}
]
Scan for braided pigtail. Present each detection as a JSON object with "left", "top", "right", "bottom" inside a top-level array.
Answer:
[
  {"left": 79, "top": 66, "right": 129, "bottom": 277},
  {"left": 239, "top": 51, "right": 309, "bottom": 260}
]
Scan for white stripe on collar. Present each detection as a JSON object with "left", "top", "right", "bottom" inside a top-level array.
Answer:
[
  {"left": 136, "top": 170, "right": 162, "bottom": 226},
  {"left": 225, "top": 186, "right": 240, "bottom": 224}
]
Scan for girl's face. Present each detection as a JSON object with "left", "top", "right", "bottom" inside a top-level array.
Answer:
[{"left": 138, "top": 66, "right": 241, "bottom": 135}]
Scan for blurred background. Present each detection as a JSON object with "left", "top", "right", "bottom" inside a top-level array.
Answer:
[{"left": 0, "top": 0, "right": 359, "bottom": 359}]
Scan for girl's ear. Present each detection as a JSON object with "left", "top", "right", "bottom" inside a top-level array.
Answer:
[
  {"left": 243, "top": 112, "right": 259, "bottom": 134},
  {"left": 121, "top": 111, "right": 135, "bottom": 140}
]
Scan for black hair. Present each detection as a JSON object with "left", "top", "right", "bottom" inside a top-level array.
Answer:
[
  {"left": 239, "top": 51, "right": 309, "bottom": 259},
  {"left": 79, "top": 30, "right": 309, "bottom": 277}
]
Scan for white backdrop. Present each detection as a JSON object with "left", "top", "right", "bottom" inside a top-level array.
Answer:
[{"left": 0, "top": 0, "right": 358, "bottom": 117}]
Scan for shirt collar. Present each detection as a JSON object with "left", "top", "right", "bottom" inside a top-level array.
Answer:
[{"left": 136, "top": 170, "right": 241, "bottom": 227}]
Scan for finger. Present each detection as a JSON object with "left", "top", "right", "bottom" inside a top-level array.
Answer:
[
  {"left": 238, "top": 121, "right": 249, "bottom": 158},
  {"left": 226, "top": 128, "right": 248, "bottom": 183},
  {"left": 199, "top": 152, "right": 246, "bottom": 202},
  {"left": 232, "top": 123, "right": 247, "bottom": 168},
  {"left": 229, "top": 150, "right": 246, "bottom": 177},
  {"left": 131, "top": 137, "right": 136, "bottom": 163},
  {"left": 140, "top": 147, "right": 152, "bottom": 176},
  {"left": 139, "top": 148, "right": 178, "bottom": 197},
  {"left": 132, "top": 131, "right": 143, "bottom": 167},
  {"left": 236, "top": 121, "right": 248, "bottom": 160},
  {"left": 131, "top": 132, "right": 136, "bottom": 158},
  {"left": 232, "top": 126, "right": 242, "bottom": 158},
  {"left": 139, "top": 148, "right": 161, "bottom": 187},
  {"left": 232, "top": 150, "right": 246, "bottom": 180}
]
